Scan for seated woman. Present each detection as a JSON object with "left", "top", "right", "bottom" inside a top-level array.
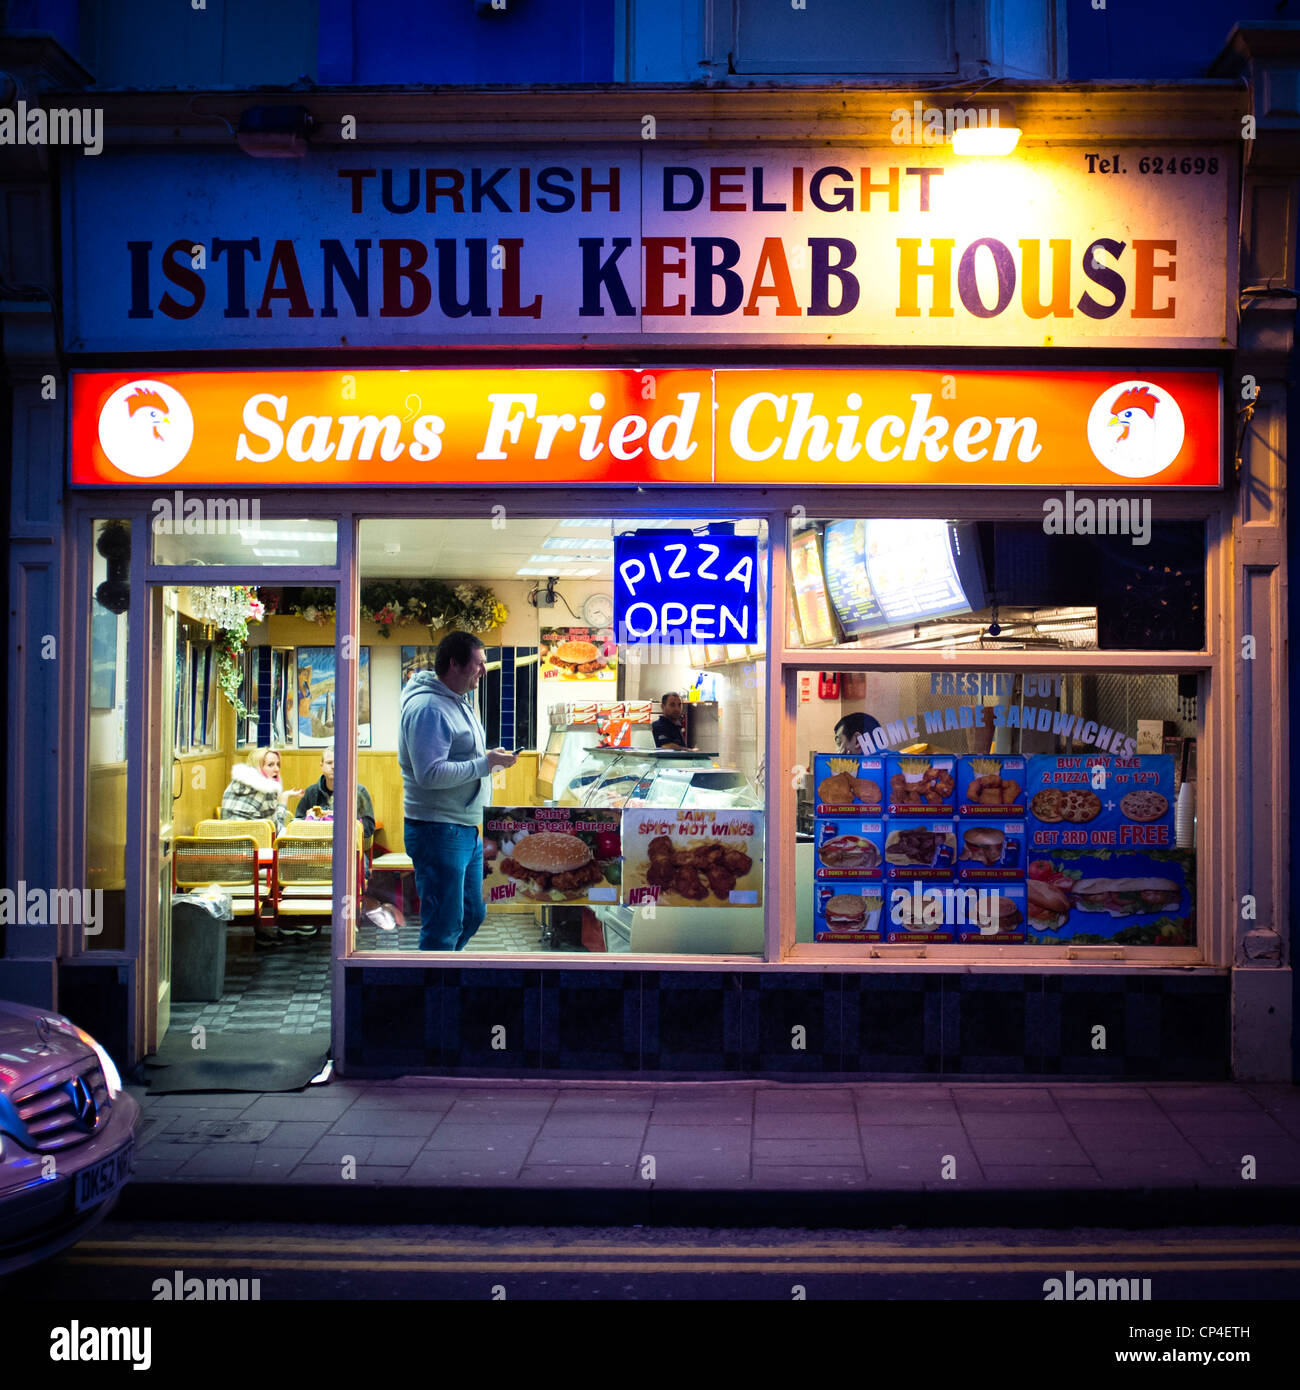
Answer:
[{"left": 219, "top": 748, "right": 302, "bottom": 831}]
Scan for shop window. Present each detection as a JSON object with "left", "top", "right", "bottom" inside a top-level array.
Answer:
[
  {"left": 787, "top": 517, "right": 1206, "bottom": 653},
  {"left": 794, "top": 668, "right": 1198, "bottom": 953},
  {"left": 151, "top": 516, "right": 336, "bottom": 568},
  {"left": 354, "top": 514, "right": 766, "bottom": 958},
  {"left": 86, "top": 520, "right": 131, "bottom": 951}
]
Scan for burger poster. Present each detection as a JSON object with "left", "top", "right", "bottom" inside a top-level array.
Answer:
[
  {"left": 814, "top": 819, "right": 885, "bottom": 880},
  {"left": 815, "top": 884, "right": 885, "bottom": 941},
  {"left": 1025, "top": 754, "right": 1176, "bottom": 853},
  {"left": 955, "top": 821, "right": 1026, "bottom": 881},
  {"left": 482, "top": 807, "right": 621, "bottom": 906},
  {"left": 621, "top": 808, "right": 763, "bottom": 908},
  {"left": 540, "top": 627, "right": 617, "bottom": 682},
  {"left": 1027, "top": 849, "right": 1194, "bottom": 945}
]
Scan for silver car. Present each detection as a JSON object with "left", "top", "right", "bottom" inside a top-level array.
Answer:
[{"left": 0, "top": 1001, "right": 139, "bottom": 1275}]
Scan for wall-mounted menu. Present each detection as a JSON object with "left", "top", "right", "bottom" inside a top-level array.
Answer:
[
  {"left": 822, "top": 520, "right": 884, "bottom": 637},
  {"left": 790, "top": 529, "right": 837, "bottom": 646}
]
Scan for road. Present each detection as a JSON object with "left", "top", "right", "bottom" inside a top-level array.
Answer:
[{"left": 17, "top": 1220, "right": 1300, "bottom": 1302}]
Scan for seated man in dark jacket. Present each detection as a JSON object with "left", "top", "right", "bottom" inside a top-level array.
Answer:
[{"left": 296, "top": 746, "right": 376, "bottom": 846}]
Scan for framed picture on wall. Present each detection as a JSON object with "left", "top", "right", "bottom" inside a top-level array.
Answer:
[
  {"left": 297, "top": 646, "right": 371, "bottom": 748},
  {"left": 400, "top": 645, "right": 438, "bottom": 686},
  {"left": 90, "top": 604, "right": 117, "bottom": 710}
]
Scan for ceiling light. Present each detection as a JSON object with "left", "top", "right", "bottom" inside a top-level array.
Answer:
[
  {"left": 239, "top": 528, "right": 336, "bottom": 543},
  {"left": 251, "top": 548, "right": 302, "bottom": 558}
]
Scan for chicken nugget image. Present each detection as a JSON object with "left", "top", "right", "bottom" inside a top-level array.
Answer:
[
  {"left": 647, "top": 835, "right": 676, "bottom": 862},
  {"left": 673, "top": 866, "right": 709, "bottom": 899},
  {"left": 849, "top": 777, "right": 882, "bottom": 803},
  {"left": 818, "top": 773, "right": 853, "bottom": 804},
  {"left": 720, "top": 849, "right": 754, "bottom": 874},
  {"left": 706, "top": 864, "right": 738, "bottom": 898}
]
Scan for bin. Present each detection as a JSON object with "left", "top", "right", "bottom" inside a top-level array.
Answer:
[{"left": 171, "top": 898, "right": 228, "bottom": 1002}]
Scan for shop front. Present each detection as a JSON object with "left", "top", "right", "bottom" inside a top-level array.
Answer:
[{"left": 15, "top": 85, "right": 1290, "bottom": 1081}]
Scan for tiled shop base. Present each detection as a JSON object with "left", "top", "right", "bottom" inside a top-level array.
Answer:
[
  {"left": 169, "top": 927, "right": 332, "bottom": 1038},
  {"left": 343, "top": 968, "right": 1232, "bottom": 1078}
]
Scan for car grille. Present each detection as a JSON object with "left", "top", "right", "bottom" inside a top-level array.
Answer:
[{"left": 11, "top": 1056, "right": 110, "bottom": 1152}]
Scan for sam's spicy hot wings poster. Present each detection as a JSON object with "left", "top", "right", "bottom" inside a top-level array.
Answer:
[{"left": 621, "top": 809, "right": 763, "bottom": 907}]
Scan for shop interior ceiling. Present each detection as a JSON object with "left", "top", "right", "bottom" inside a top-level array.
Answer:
[{"left": 172, "top": 516, "right": 762, "bottom": 580}]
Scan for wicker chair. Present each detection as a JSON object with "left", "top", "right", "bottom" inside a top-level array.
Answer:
[
  {"left": 274, "top": 820, "right": 365, "bottom": 918},
  {"left": 197, "top": 817, "right": 274, "bottom": 850},
  {"left": 172, "top": 835, "right": 262, "bottom": 918}
]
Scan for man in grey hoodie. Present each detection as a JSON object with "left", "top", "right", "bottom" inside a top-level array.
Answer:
[{"left": 398, "top": 631, "right": 517, "bottom": 951}]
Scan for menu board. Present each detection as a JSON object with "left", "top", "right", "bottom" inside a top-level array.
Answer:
[
  {"left": 621, "top": 808, "right": 763, "bottom": 907},
  {"left": 811, "top": 750, "right": 1192, "bottom": 947},
  {"left": 539, "top": 626, "right": 617, "bottom": 683},
  {"left": 821, "top": 519, "right": 983, "bottom": 636},
  {"left": 1024, "top": 754, "right": 1193, "bottom": 944},
  {"left": 823, "top": 520, "right": 885, "bottom": 636},
  {"left": 482, "top": 807, "right": 621, "bottom": 906},
  {"left": 790, "top": 529, "right": 837, "bottom": 646}
]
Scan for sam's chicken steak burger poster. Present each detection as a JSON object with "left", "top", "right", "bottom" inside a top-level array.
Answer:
[
  {"left": 482, "top": 807, "right": 621, "bottom": 906},
  {"left": 622, "top": 809, "right": 763, "bottom": 908}
]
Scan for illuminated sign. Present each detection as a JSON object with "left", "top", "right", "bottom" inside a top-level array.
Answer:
[
  {"left": 614, "top": 532, "right": 759, "bottom": 646},
  {"left": 65, "top": 146, "right": 1234, "bottom": 351},
  {"left": 69, "top": 367, "right": 1223, "bottom": 488}
]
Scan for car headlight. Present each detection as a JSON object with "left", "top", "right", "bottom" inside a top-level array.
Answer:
[{"left": 75, "top": 1028, "right": 123, "bottom": 1098}]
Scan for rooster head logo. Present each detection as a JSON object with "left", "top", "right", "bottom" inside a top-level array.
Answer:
[
  {"left": 1086, "top": 379, "right": 1185, "bottom": 480},
  {"left": 97, "top": 379, "right": 194, "bottom": 478}
]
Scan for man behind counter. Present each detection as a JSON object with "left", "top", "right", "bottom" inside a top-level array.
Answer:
[{"left": 651, "top": 692, "right": 695, "bottom": 750}]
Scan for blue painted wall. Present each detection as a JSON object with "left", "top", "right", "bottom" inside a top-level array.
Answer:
[{"left": 1065, "top": 0, "right": 1274, "bottom": 77}]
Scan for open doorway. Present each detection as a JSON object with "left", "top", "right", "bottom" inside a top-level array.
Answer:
[{"left": 141, "top": 581, "right": 336, "bottom": 1091}]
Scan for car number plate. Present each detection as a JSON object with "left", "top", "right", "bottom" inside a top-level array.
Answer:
[{"left": 74, "top": 1141, "right": 133, "bottom": 1212}]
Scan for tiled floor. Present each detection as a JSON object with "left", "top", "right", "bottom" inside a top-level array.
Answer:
[
  {"left": 169, "top": 927, "right": 332, "bottom": 1038},
  {"left": 353, "top": 911, "right": 544, "bottom": 953}
]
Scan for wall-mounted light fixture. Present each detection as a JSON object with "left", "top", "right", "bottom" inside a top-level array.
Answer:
[
  {"left": 950, "top": 100, "right": 1020, "bottom": 156},
  {"left": 236, "top": 105, "right": 313, "bottom": 157}
]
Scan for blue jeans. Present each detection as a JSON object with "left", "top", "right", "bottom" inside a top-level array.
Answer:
[{"left": 406, "top": 819, "right": 485, "bottom": 952}]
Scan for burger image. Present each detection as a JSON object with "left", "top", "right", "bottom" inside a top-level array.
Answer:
[
  {"left": 1027, "top": 879, "right": 1072, "bottom": 930},
  {"left": 498, "top": 831, "right": 606, "bottom": 902},
  {"left": 974, "top": 892, "right": 1023, "bottom": 935},
  {"left": 1071, "top": 877, "right": 1181, "bottom": 918},
  {"left": 547, "top": 639, "right": 605, "bottom": 676},
  {"left": 960, "top": 827, "right": 1006, "bottom": 866},
  {"left": 818, "top": 835, "right": 880, "bottom": 871},
  {"left": 823, "top": 893, "right": 880, "bottom": 932}
]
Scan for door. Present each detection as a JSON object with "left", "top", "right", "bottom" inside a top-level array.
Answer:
[{"left": 143, "top": 587, "right": 178, "bottom": 1051}]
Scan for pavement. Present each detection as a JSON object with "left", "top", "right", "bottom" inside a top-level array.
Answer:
[{"left": 116, "top": 1077, "right": 1300, "bottom": 1227}]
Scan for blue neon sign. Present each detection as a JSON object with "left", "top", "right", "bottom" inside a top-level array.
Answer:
[{"left": 614, "top": 532, "right": 759, "bottom": 645}]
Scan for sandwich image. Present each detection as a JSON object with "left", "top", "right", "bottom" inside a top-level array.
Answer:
[
  {"left": 1071, "top": 877, "right": 1181, "bottom": 918},
  {"left": 960, "top": 827, "right": 1006, "bottom": 865},
  {"left": 547, "top": 639, "right": 605, "bottom": 675},
  {"left": 1027, "top": 879, "right": 1071, "bottom": 930},
  {"left": 822, "top": 893, "right": 881, "bottom": 932},
  {"left": 498, "top": 831, "right": 607, "bottom": 901}
]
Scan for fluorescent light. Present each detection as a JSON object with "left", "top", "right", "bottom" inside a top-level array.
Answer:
[
  {"left": 543, "top": 537, "right": 613, "bottom": 550},
  {"left": 528, "top": 554, "right": 608, "bottom": 564},
  {"left": 240, "top": 528, "right": 337, "bottom": 543},
  {"left": 251, "top": 548, "right": 302, "bottom": 558}
]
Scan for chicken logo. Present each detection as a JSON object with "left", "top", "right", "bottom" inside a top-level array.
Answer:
[
  {"left": 97, "top": 379, "right": 194, "bottom": 478},
  {"left": 1086, "top": 379, "right": 1185, "bottom": 480}
]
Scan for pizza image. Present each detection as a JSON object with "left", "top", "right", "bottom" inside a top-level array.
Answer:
[
  {"left": 1031, "top": 787, "right": 1102, "bottom": 823},
  {"left": 1121, "top": 789, "right": 1169, "bottom": 822}
]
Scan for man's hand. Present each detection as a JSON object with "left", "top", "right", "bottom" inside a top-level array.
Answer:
[{"left": 486, "top": 748, "right": 518, "bottom": 771}]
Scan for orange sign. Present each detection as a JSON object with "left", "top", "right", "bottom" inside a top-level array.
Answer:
[
  {"left": 714, "top": 368, "right": 1221, "bottom": 488},
  {"left": 70, "top": 367, "right": 1221, "bottom": 488},
  {"left": 71, "top": 369, "right": 712, "bottom": 487}
]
